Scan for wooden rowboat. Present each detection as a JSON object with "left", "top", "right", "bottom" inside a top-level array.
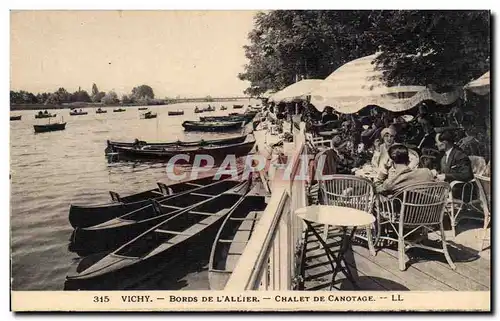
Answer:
[
  {"left": 10, "top": 115, "right": 22, "bottom": 121},
  {"left": 111, "top": 136, "right": 256, "bottom": 160},
  {"left": 168, "top": 110, "right": 184, "bottom": 116},
  {"left": 182, "top": 120, "right": 245, "bottom": 132},
  {"left": 208, "top": 186, "right": 267, "bottom": 290},
  {"left": 33, "top": 122, "right": 66, "bottom": 133},
  {"left": 233, "top": 104, "right": 244, "bottom": 109},
  {"left": 35, "top": 113, "right": 57, "bottom": 119},
  {"left": 68, "top": 174, "right": 225, "bottom": 229},
  {"left": 66, "top": 179, "right": 251, "bottom": 282},
  {"left": 105, "top": 134, "right": 247, "bottom": 153},
  {"left": 69, "top": 178, "right": 244, "bottom": 256},
  {"left": 69, "top": 110, "right": 88, "bottom": 116},
  {"left": 141, "top": 112, "right": 157, "bottom": 119},
  {"left": 113, "top": 108, "right": 126, "bottom": 112}
]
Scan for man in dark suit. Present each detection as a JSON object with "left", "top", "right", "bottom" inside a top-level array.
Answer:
[
  {"left": 376, "top": 144, "right": 436, "bottom": 196},
  {"left": 435, "top": 130, "right": 474, "bottom": 183}
]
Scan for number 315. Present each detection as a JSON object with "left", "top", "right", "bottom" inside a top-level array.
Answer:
[{"left": 93, "top": 296, "right": 110, "bottom": 303}]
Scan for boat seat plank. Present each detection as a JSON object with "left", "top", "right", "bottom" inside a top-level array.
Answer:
[
  {"left": 154, "top": 229, "right": 191, "bottom": 236},
  {"left": 219, "top": 239, "right": 249, "bottom": 244},
  {"left": 190, "top": 192, "right": 214, "bottom": 198},
  {"left": 229, "top": 217, "right": 258, "bottom": 221},
  {"left": 189, "top": 210, "right": 217, "bottom": 216},
  {"left": 161, "top": 205, "right": 184, "bottom": 210},
  {"left": 185, "top": 183, "right": 203, "bottom": 187}
]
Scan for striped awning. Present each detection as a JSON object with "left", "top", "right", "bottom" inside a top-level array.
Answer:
[
  {"left": 261, "top": 90, "right": 276, "bottom": 99},
  {"left": 268, "top": 79, "right": 323, "bottom": 103},
  {"left": 310, "top": 54, "right": 460, "bottom": 113},
  {"left": 465, "top": 71, "right": 490, "bottom": 96}
]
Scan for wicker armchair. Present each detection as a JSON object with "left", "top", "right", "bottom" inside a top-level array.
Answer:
[
  {"left": 376, "top": 182, "right": 455, "bottom": 271},
  {"left": 475, "top": 175, "right": 491, "bottom": 251},
  {"left": 446, "top": 156, "right": 487, "bottom": 238},
  {"left": 318, "top": 174, "right": 376, "bottom": 256}
]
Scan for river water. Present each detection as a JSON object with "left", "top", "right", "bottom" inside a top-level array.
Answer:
[{"left": 10, "top": 99, "right": 259, "bottom": 290}]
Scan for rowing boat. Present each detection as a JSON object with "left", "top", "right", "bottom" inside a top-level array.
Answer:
[
  {"left": 233, "top": 104, "right": 244, "bottom": 109},
  {"left": 111, "top": 136, "right": 256, "bottom": 160},
  {"left": 33, "top": 122, "right": 66, "bottom": 133},
  {"left": 10, "top": 115, "right": 22, "bottom": 121},
  {"left": 68, "top": 174, "right": 225, "bottom": 228},
  {"left": 199, "top": 114, "right": 255, "bottom": 123},
  {"left": 70, "top": 110, "right": 88, "bottom": 116},
  {"left": 65, "top": 179, "right": 251, "bottom": 283},
  {"left": 182, "top": 120, "right": 245, "bottom": 132},
  {"left": 69, "top": 178, "right": 244, "bottom": 256},
  {"left": 208, "top": 186, "right": 267, "bottom": 290},
  {"left": 168, "top": 110, "right": 184, "bottom": 116},
  {"left": 105, "top": 134, "right": 247, "bottom": 153}
]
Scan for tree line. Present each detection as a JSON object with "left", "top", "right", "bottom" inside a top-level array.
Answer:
[
  {"left": 239, "top": 10, "right": 490, "bottom": 96},
  {"left": 10, "top": 84, "right": 163, "bottom": 106}
]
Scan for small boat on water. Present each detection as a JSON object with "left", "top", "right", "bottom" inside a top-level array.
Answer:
[
  {"left": 34, "top": 122, "right": 66, "bottom": 133},
  {"left": 111, "top": 136, "right": 256, "bottom": 160},
  {"left": 35, "top": 111, "right": 56, "bottom": 119},
  {"left": 105, "top": 134, "right": 248, "bottom": 153},
  {"left": 194, "top": 107, "right": 203, "bottom": 114},
  {"left": 233, "top": 104, "right": 244, "bottom": 109},
  {"left": 65, "top": 179, "right": 251, "bottom": 282},
  {"left": 220, "top": 106, "right": 228, "bottom": 111},
  {"left": 203, "top": 105, "right": 215, "bottom": 112},
  {"left": 69, "top": 173, "right": 235, "bottom": 228},
  {"left": 208, "top": 185, "right": 267, "bottom": 290},
  {"left": 70, "top": 109, "right": 88, "bottom": 116},
  {"left": 182, "top": 120, "right": 245, "bottom": 132},
  {"left": 113, "top": 108, "right": 126, "bottom": 112},
  {"left": 69, "top": 178, "right": 245, "bottom": 256},
  {"left": 10, "top": 115, "right": 22, "bottom": 121},
  {"left": 199, "top": 113, "right": 255, "bottom": 123},
  {"left": 168, "top": 110, "right": 184, "bottom": 116},
  {"left": 138, "top": 107, "right": 149, "bottom": 111},
  {"left": 140, "top": 111, "right": 157, "bottom": 119},
  {"left": 96, "top": 108, "right": 107, "bottom": 114}
]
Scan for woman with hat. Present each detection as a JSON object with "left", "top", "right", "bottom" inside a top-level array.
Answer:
[{"left": 371, "top": 126, "right": 397, "bottom": 169}]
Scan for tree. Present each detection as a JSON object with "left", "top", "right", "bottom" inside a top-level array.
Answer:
[
  {"left": 101, "top": 91, "right": 119, "bottom": 105},
  {"left": 239, "top": 11, "right": 379, "bottom": 96},
  {"left": 71, "top": 89, "right": 91, "bottom": 102},
  {"left": 121, "top": 94, "right": 132, "bottom": 104},
  {"left": 369, "top": 11, "right": 490, "bottom": 90},
  {"left": 91, "top": 83, "right": 105, "bottom": 103},
  {"left": 91, "top": 83, "right": 99, "bottom": 97},
  {"left": 130, "top": 85, "right": 155, "bottom": 102},
  {"left": 92, "top": 91, "right": 105, "bottom": 103},
  {"left": 45, "top": 93, "right": 60, "bottom": 105}
]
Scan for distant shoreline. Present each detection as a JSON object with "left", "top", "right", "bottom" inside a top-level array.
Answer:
[{"left": 10, "top": 97, "right": 255, "bottom": 111}]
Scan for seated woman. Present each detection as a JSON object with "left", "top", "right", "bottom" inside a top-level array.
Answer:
[
  {"left": 376, "top": 144, "right": 436, "bottom": 196},
  {"left": 372, "top": 126, "right": 419, "bottom": 183},
  {"left": 371, "top": 127, "right": 397, "bottom": 169}
]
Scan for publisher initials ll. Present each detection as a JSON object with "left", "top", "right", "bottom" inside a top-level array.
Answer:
[{"left": 391, "top": 295, "right": 404, "bottom": 302}]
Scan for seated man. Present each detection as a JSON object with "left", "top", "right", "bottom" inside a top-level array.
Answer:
[
  {"left": 376, "top": 144, "right": 436, "bottom": 196},
  {"left": 435, "top": 130, "right": 474, "bottom": 183}
]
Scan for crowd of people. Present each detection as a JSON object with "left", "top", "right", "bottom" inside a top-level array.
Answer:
[
  {"left": 314, "top": 101, "right": 489, "bottom": 197},
  {"left": 261, "top": 99, "right": 490, "bottom": 201}
]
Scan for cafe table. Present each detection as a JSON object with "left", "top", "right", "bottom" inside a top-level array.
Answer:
[{"left": 295, "top": 205, "right": 375, "bottom": 290}]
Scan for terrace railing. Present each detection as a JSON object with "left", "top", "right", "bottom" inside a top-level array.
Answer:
[{"left": 225, "top": 124, "right": 308, "bottom": 290}]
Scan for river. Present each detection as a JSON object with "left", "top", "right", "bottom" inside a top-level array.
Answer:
[{"left": 10, "top": 99, "right": 259, "bottom": 290}]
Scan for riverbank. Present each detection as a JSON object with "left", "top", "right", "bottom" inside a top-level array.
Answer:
[{"left": 10, "top": 97, "right": 254, "bottom": 111}]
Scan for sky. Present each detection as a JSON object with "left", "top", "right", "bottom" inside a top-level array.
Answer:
[{"left": 10, "top": 10, "right": 258, "bottom": 98}]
